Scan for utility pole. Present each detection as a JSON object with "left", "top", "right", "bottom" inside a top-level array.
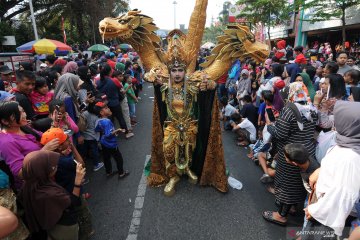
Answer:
[
  {"left": 29, "top": 0, "right": 39, "bottom": 40},
  {"left": 173, "top": 1, "right": 177, "bottom": 29}
]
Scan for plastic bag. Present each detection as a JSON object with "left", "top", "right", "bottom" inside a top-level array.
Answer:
[
  {"left": 263, "top": 125, "right": 272, "bottom": 144},
  {"left": 315, "top": 130, "right": 337, "bottom": 164},
  {"left": 228, "top": 176, "right": 243, "bottom": 190}
]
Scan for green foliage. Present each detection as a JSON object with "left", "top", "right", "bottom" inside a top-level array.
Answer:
[
  {"left": 203, "top": 25, "right": 226, "bottom": 43},
  {"left": 235, "top": 0, "right": 292, "bottom": 29},
  {"left": 300, "top": 0, "right": 359, "bottom": 22},
  {"left": 1, "top": 0, "right": 129, "bottom": 46}
]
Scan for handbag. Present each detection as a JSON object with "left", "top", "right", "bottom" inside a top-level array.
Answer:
[{"left": 315, "top": 130, "right": 337, "bottom": 164}]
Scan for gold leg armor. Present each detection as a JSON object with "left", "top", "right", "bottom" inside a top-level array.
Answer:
[
  {"left": 164, "top": 175, "right": 180, "bottom": 197},
  {"left": 185, "top": 167, "right": 198, "bottom": 184}
]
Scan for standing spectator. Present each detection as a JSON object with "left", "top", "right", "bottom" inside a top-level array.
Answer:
[
  {"left": 19, "top": 150, "right": 85, "bottom": 240},
  {"left": 124, "top": 74, "right": 138, "bottom": 125},
  {"left": 347, "top": 56, "right": 360, "bottom": 70},
  {"left": 314, "top": 74, "right": 346, "bottom": 130},
  {"left": 344, "top": 69, "right": 360, "bottom": 97},
  {"left": 132, "top": 62, "right": 143, "bottom": 97},
  {"left": 62, "top": 61, "right": 79, "bottom": 75},
  {"left": 54, "top": 73, "right": 83, "bottom": 125},
  {"left": 12, "top": 71, "right": 36, "bottom": 120},
  {"left": 0, "top": 101, "right": 58, "bottom": 191},
  {"left": 263, "top": 82, "right": 317, "bottom": 226},
  {"left": 0, "top": 65, "right": 13, "bottom": 91},
  {"left": 94, "top": 102, "right": 130, "bottom": 179},
  {"left": 96, "top": 64, "right": 130, "bottom": 136},
  {"left": 306, "top": 101, "right": 360, "bottom": 238},
  {"left": 336, "top": 52, "right": 352, "bottom": 76}
]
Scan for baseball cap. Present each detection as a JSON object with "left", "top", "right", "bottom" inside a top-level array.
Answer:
[
  {"left": 0, "top": 65, "right": 13, "bottom": 74},
  {"left": 40, "top": 128, "right": 68, "bottom": 145}
]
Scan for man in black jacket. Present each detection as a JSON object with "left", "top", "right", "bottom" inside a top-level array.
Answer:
[{"left": 13, "top": 71, "right": 36, "bottom": 120}]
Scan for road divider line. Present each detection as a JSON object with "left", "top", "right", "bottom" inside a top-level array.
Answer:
[{"left": 126, "top": 155, "right": 150, "bottom": 240}]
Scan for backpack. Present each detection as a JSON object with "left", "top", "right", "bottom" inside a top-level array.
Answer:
[{"left": 77, "top": 113, "right": 87, "bottom": 132}]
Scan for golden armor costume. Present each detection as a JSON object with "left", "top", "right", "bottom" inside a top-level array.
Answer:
[{"left": 98, "top": 0, "right": 269, "bottom": 196}]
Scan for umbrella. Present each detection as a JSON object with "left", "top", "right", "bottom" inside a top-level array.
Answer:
[
  {"left": 17, "top": 39, "right": 72, "bottom": 55},
  {"left": 87, "top": 44, "right": 109, "bottom": 52},
  {"left": 119, "top": 43, "right": 131, "bottom": 49},
  {"left": 201, "top": 42, "right": 215, "bottom": 49}
]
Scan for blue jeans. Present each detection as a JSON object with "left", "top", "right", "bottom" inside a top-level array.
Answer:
[
  {"left": 78, "top": 140, "right": 100, "bottom": 167},
  {"left": 128, "top": 103, "right": 136, "bottom": 118}
]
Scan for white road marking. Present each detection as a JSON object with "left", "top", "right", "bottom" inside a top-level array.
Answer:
[
  {"left": 126, "top": 155, "right": 150, "bottom": 240},
  {"left": 149, "top": 97, "right": 154, "bottom": 99}
]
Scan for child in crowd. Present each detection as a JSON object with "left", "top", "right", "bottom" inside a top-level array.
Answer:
[
  {"left": 220, "top": 96, "right": 238, "bottom": 130},
  {"left": 251, "top": 80, "right": 259, "bottom": 105},
  {"left": 29, "top": 76, "right": 54, "bottom": 119},
  {"left": 94, "top": 101, "right": 130, "bottom": 179},
  {"left": 284, "top": 143, "right": 320, "bottom": 236},
  {"left": 344, "top": 69, "right": 360, "bottom": 97},
  {"left": 49, "top": 99, "right": 79, "bottom": 135},
  {"left": 40, "top": 128, "right": 94, "bottom": 238},
  {"left": 247, "top": 126, "right": 271, "bottom": 164},
  {"left": 78, "top": 102, "right": 104, "bottom": 172},
  {"left": 123, "top": 74, "right": 138, "bottom": 125},
  {"left": 230, "top": 112, "right": 257, "bottom": 146}
]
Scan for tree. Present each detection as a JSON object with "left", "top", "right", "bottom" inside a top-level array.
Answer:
[
  {"left": 300, "top": 0, "right": 360, "bottom": 47},
  {"left": 235, "top": 0, "right": 293, "bottom": 47},
  {"left": 203, "top": 25, "right": 225, "bottom": 43}
]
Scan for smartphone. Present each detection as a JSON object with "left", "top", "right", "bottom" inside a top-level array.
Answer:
[
  {"left": 266, "top": 108, "right": 276, "bottom": 122},
  {"left": 87, "top": 91, "right": 93, "bottom": 98}
]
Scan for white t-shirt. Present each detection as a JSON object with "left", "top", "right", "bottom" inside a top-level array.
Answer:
[
  {"left": 223, "top": 104, "right": 237, "bottom": 117},
  {"left": 237, "top": 118, "right": 256, "bottom": 141}
]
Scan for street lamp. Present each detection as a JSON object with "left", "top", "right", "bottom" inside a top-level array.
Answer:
[
  {"left": 29, "top": 0, "right": 39, "bottom": 40},
  {"left": 173, "top": 1, "right": 177, "bottom": 29}
]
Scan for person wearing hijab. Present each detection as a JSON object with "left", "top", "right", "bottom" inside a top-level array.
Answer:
[
  {"left": 296, "top": 73, "right": 316, "bottom": 102},
  {"left": 349, "top": 87, "right": 360, "bottom": 102},
  {"left": 54, "top": 73, "right": 83, "bottom": 123},
  {"left": 19, "top": 62, "right": 33, "bottom": 72},
  {"left": 19, "top": 150, "right": 85, "bottom": 240},
  {"left": 77, "top": 66, "right": 97, "bottom": 104},
  {"left": 305, "top": 101, "right": 360, "bottom": 239},
  {"left": 263, "top": 82, "right": 317, "bottom": 226},
  {"left": 236, "top": 69, "right": 251, "bottom": 100},
  {"left": 62, "top": 61, "right": 78, "bottom": 75}
]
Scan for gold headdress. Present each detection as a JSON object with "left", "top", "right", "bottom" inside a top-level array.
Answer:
[{"left": 163, "top": 30, "right": 191, "bottom": 70}]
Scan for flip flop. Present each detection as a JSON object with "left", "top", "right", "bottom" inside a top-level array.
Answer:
[
  {"left": 262, "top": 211, "right": 287, "bottom": 226},
  {"left": 236, "top": 141, "right": 248, "bottom": 146},
  {"left": 266, "top": 185, "right": 275, "bottom": 194},
  {"left": 118, "top": 170, "right": 130, "bottom": 179}
]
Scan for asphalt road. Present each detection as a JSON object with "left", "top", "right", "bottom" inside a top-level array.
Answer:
[{"left": 86, "top": 83, "right": 304, "bottom": 240}]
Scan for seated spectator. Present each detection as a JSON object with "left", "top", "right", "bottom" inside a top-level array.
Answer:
[
  {"left": 220, "top": 96, "right": 238, "bottom": 130},
  {"left": 230, "top": 112, "right": 256, "bottom": 146},
  {"left": 29, "top": 76, "right": 54, "bottom": 119},
  {"left": 240, "top": 95, "right": 257, "bottom": 128},
  {"left": 247, "top": 126, "right": 270, "bottom": 165},
  {"left": 306, "top": 101, "right": 360, "bottom": 238},
  {"left": 19, "top": 150, "right": 85, "bottom": 240}
]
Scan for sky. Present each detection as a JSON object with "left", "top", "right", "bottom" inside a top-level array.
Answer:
[{"left": 129, "top": 0, "right": 232, "bottom": 30}]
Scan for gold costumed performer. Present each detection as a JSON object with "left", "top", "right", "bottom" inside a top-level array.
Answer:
[{"left": 99, "top": 0, "right": 269, "bottom": 196}]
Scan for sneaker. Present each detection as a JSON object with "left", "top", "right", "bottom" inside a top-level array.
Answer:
[
  {"left": 125, "top": 132, "right": 134, "bottom": 139},
  {"left": 93, "top": 162, "right": 104, "bottom": 172},
  {"left": 260, "top": 173, "right": 273, "bottom": 183}
]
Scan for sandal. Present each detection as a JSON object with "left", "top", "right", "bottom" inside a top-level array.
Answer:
[
  {"left": 83, "top": 192, "right": 92, "bottom": 199},
  {"left": 106, "top": 171, "right": 118, "bottom": 178},
  {"left": 118, "top": 170, "right": 130, "bottom": 179},
  {"left": 262, "top": 211, "right": 287, "bottom": 226},
  {"left": 236, "top": 141, "right": 248, "bottom": 147}
]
